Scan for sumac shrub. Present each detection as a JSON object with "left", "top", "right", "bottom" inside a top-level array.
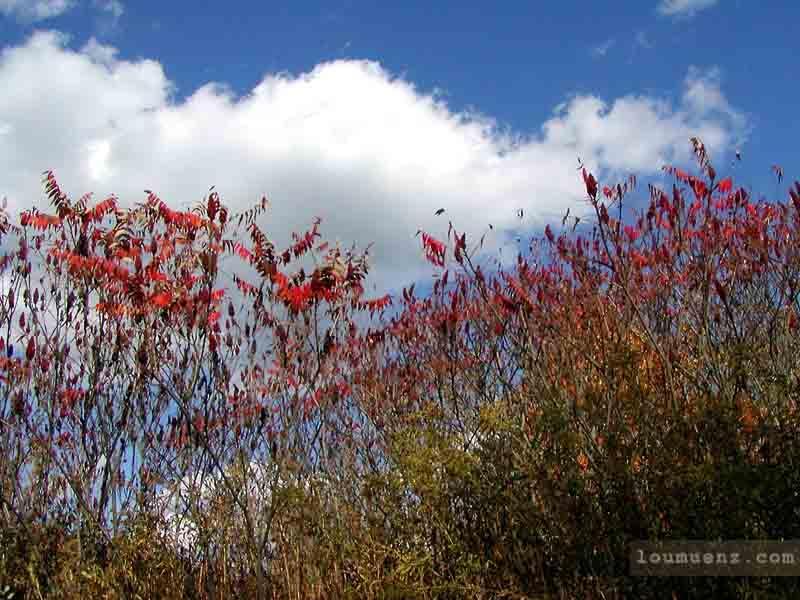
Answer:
[{"left": 2, "top": 139, "right": 800, "bottom": 598}]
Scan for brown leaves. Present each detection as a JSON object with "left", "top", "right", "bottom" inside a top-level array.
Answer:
[
  {"left": 453, "top": 231, "right": 467, "bottom": 264},
  {"left": 582, "top": 168, "right": 598, "bottom": 201}
]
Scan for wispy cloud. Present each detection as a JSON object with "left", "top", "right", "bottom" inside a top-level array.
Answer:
[
  {"left": 94, "top": 0, "right": 121, "bottom": 18},
  {"left": 657, "top": 0, "right": 718, "bottom": 18},
  {"left": 591, "top": 38, "right": 616, "bottom": 58},
  {"left": 635, "top": 31, "right": 653, "bottom": 49},
  {"left": 0, "top": 0, "right": 74, "bottom": 22},
  {"left": 92, "top": 0, "right": 123, "bottom": 36}
]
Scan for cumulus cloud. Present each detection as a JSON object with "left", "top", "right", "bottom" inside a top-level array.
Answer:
[
  {"left": 0, "top": 31, "right": 746, "bottom": 295},
  {"left": 0, "top": 0, "right": 74, "bottom": 22},
  {"left": 541, "top": 76, "right": 744, "bottom": 174},
  {"left": 657, "top": 0, "right": 718, "bottom": 18}
]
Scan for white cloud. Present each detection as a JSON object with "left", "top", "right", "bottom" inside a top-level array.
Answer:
[
  {"left": 657, "top": 0, "right": 718, "bottom": 18},
  {"left": 0, "top": 0, "right": 74, "bottom": 22},
  {"left": 540, "top": 80, "right": 742, "bottom": 175},
  {"left": 80, "top": 35, "right": 117, "bottom": 65},
  {"left": 0, "top": 31, "right": 747, "bottom": 296}
]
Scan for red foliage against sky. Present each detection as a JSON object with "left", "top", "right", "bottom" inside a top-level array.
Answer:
[{"left": 0, "top": 139, "right": 798, "bottom": 586}]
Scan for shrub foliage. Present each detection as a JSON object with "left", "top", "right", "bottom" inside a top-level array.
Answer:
[{"left": 1, "top": 139, "right": 799, "bottom": 598}]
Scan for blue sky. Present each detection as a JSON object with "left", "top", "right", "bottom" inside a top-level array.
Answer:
[{"left": 0, "top": 0, "right": 797, "bottom": 296}]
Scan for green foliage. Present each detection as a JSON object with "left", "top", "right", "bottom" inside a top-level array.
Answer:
[{"left": 0, "top": 517, "right": 189, "bottom": 599}]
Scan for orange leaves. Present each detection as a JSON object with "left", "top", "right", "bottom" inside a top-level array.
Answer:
[
  {"left": 58, "top": 387, "right": 85, "bottom": 416},
  {"left": 20, "top": 211, "right": 61, "bottom": 230},
  {"left": 147, "top": 269, "right": 169, "bottom": 284},
  {"left": 181, "top": 273, "right": 201, "bottom": 289},
  {"left": 623, "top": 225, "right": 640, "bottom": 243},
  {"left": 83, "top": 196, "right": 118, "bottom": 225},
  {"left": 577, "top": 452, "right": 589, "bottom": 472},
  {"left": 357, "top": 293, "right": 393, "bottom": 317},
  {"left": 630, "top": 454, "right": 642, "bottom": 474},
  {"left": 95, "top": 302, "right": 128, "bottom": 317},
  {"left": 155, "top": 237, "right": 175, "bottom": 262},
  {"left": 278, "top": 281, "right": 314, "bottom": 314},
  {"left": 691, "top": 178, "right": 708, "bottom": 202},
  {"left": 629, "top": 249, "right": 649, "bottom": 270},
  {"left": 234, "top": 242, "right": 253, "bottom": 261},
  {"left": 49, "top": 249, "right": 131, "bottom": 283},
  {"left": 191, "top": 288, "right": 226, "bottom": 305},
  {"left": 183, "top": 212, "right": 205, "bottom": 229},
  {"left": 114, "top": 245, "right": 142, "bottom": 263},
  {"left": 739, "top": 406, "right": 756, "bottom": 432},
  {"left": 419, "top": 231, "right": 446, "bottom": 267},
  {"left": 148, "top": 192, "right": 205, "bottom": 230},
  {"left": 150, "top": 291, "right": 173, "bottom": 308},
  {"left": 271, "top": 270, "right": 288, "bottom": 289}
]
